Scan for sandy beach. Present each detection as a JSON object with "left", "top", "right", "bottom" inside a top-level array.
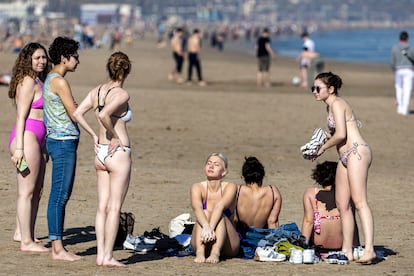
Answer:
[{"left": 0, "top": 35, "right": 412, "bottom": 275}]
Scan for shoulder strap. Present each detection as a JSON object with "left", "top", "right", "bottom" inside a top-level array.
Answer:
[
  {"left": 235, "top": 185, "right": 241, "bottom": 220},
  {"left": 269, "top": 186, "right": 275, "bottom": 206},
  {"left": 314, "top": 188, "right": 319, "bottom": 211},
  {"left": 403, "top": 47, "right": 414, "bottom": 65}
]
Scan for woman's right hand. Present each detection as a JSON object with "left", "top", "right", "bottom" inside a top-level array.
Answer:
[
  {"left": 11, "top": 149, "right": 24, "bottom": 168},
  {"left": 200, "top": 223, "right": 216, "bottom": 243},
  {"left": 93, "top": 135, "right": 100, "bottom": 154}
]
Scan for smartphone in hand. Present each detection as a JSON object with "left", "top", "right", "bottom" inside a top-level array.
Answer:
[{"left": 18, "top": 159, "right": 28, "bottom": 172}]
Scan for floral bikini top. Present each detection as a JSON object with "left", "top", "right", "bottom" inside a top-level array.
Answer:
[{"left": 327, "top": 112, "right": 361, "bottom": 135}]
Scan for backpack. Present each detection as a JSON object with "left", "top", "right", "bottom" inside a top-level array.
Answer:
[{"left": 114, "top": 212, "right": 135, "bottom": 247}]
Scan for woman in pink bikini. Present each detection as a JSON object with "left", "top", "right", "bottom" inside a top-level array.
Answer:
[
  {"left": 312, "top": 72, "right": 376, "bottom": 264},
  {"left": 302, "top": 161, "right": 360, "bottom": 257},
  {"left": 8, "top": 42, "right": 50, "bottom": 252}
]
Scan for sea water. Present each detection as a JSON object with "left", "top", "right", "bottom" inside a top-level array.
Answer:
[{"left": 271, "top": 27, "right": 414, "bottom": 63}]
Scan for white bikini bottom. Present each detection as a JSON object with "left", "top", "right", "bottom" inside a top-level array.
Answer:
[{"left": 96, "top": 144, "right": 131, "bottom": 164}]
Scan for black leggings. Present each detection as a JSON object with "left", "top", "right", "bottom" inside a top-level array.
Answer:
[
  {"left": 173, "top": 52, "right": 184, "bottom": 73},
  {"left": 187, "top": 53, "right": 202, "bottom": 81}
]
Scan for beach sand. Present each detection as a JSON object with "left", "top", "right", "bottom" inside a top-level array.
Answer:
[{"left": 0, "top": 36, "right": 412, "bottom": 275}]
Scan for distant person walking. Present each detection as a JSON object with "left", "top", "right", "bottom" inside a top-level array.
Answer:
[
  {"left": 391, "top": 30, "right": 414, "bottom": 115},
  {"left": 168, "top": 27, "right": 185, "bottom": 83},
  {"left": 256, "top": 27, "right": 275, "bottom": 88},
  {"left": 187, "top": 29, "right": 206, "bottom": 86},
  {"left": 301, "top": 32, "right": 324, "bottom": 88}
]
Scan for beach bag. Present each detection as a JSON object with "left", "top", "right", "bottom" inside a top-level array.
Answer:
[
  {"left": 115, "top": 212, "right": 135, "bottom": 247},
  {"left": 168, "top": 213, "right": 195, "bottom": 238}
]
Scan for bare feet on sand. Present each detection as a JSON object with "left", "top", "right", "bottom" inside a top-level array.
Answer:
[
  {"left": 356, "top": 250, "right": 377, "bottom": 264},
  {"left": 20, "top": 242, "right": 50, "bottom": 253},
  {"left": 194, "top": 251, "right": 206, "bottom": 263},
  {"left": 52, "top": 249, "right": 82, "bottom": 262},
  {"left": 205, "top": 252, "right": 220, "bottom": 264},
  {"left": 97, "top": 257, "right": 126, "bottom": 268},
  {"left": 14, "top": 233, "right": 41, "bottom": 243}
]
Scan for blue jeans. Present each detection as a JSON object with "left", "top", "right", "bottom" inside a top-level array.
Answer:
[{"left": 46, "top": 138, "right": 79, "bottom": 240}]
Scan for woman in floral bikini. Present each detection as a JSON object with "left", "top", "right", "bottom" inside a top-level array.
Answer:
[{"left": 311, "top": 72, "right": 376, "bottom": 264}]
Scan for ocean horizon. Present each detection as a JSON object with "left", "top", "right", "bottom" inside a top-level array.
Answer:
[{"left": 227, "top": 27, "right": 414, "bottom": 64}]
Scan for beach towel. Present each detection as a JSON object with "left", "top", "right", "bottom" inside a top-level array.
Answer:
[{"left": 300, "top": 128, "right": 328, "bottom": 160}]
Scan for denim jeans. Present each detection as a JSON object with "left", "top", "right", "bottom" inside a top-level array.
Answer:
[
  {"left": 240, "top": 223, "right": 308, "bottom": 259},
  {"left": 46, "top": 138, "right": 79, "bottom": 240}
]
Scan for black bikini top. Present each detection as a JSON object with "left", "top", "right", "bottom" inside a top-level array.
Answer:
[{"left": 97, "top": 85, "right": 118, "bottom": 112}]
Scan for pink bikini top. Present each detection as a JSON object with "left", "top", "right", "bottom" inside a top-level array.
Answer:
[
  {"left": 313, "top": 188, "right": 340, "bottom": 234},
  {"left": 31, "top": 79, "right": 43, "bottom": 109}
]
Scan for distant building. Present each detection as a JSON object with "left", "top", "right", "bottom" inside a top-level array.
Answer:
[{"left": 80, "top": 4, "right": 140, "bottom": 25}]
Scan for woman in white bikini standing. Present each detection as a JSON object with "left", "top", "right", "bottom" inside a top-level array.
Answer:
[
  {"left": 312, "top": 72, "right": 375, "bottom": 264},
  {"left": 74, "top": 51, "right": 132, "bottom": 267}
]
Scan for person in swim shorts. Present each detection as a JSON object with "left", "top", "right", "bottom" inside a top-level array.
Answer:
[
  {"left": 190, "top": 153, "right": 240, "bottom": 264},
  {"left": 74, "top": 51, "right": 132, "bottom": 267},
  {"left": 234, "top": 156, "right": 282, "bottom": 237},
  {"left": 8, "top": 42, "right": 50, "bottom": 253},
  {"left": 255, "top": 27, "right": 276, "bottom": 87},
  {"left": 311, "top": 72, "right": 375, "bottom": 264},
  {"left": 43, "top": 36, "right": 81, "bottom": 262},
  {"left": 302, "top": 161, "right": 360, "bottom": 258}
]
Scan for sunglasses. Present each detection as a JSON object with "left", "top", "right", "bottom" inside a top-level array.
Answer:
[
  {"left": 70, "top": 54, "right": 79, "bottom": 61},
  {"left": 311, "top": 86, "right": 327, "bottom": 93}
]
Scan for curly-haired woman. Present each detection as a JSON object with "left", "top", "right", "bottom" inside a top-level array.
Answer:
[{"left": 8, "top": 42, "right": 50, "bottom": 253}]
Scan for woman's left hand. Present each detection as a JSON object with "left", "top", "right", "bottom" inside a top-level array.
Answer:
[{"left": 200, "top": 224, "right": 216, "bottom": 243}]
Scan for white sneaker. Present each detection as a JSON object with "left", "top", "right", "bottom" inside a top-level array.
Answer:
[
  {"left": 353, "top": 246, "right": 365, "bottom": 260},
  {"left": 123, "top": 234, "right": 142, "bottom": 250},
  {"left": 254, "top": 246, "right": 286, "bottom": 262},
  {"left": 289, "top": 248, "right": 303, "bottom": 264},
  {"left": 303, "top": 249, "right": 315, "bottom": 264}
]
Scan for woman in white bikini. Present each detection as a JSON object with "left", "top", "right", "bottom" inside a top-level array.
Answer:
[
  {"left": 74, "top": 51, "right": 132, "bottom": 267},
  {"left": 312, "top": 72, "right": 376, "bottom": 264}
]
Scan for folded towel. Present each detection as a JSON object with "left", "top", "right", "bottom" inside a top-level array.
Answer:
[{"left": 301, "top": 128, "right": 328, "bottom": 159}]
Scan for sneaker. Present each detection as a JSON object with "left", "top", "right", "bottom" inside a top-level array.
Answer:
[
  {"left": 143, "top": 227, "right": 169, "bottom": 244},
  {"left": 134, "top": 241, "right": 155, "bottom": 253},
  {"left": 123, "top": 234, "right": 142, "bottom": 250},
  {"left": 303, "top": 249, "right": 315, "bottom": 264},
  {"left": 353, "top": 246, "right": 365, "bottom": 260},
  {"left": 254, "top": 246, "right": 286, "bottom": 262},
  {"left": 123, "top": 233, "right": 155, "bottom": 253},
  {"left": 289, "top": 248, "right": 303, "bottom": 264},
  {"left": 325, "top": 252, "right": 339, "bottom": 264},
  {"left": 337, "top": 253, "right": 349, "bottom": 265}
]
